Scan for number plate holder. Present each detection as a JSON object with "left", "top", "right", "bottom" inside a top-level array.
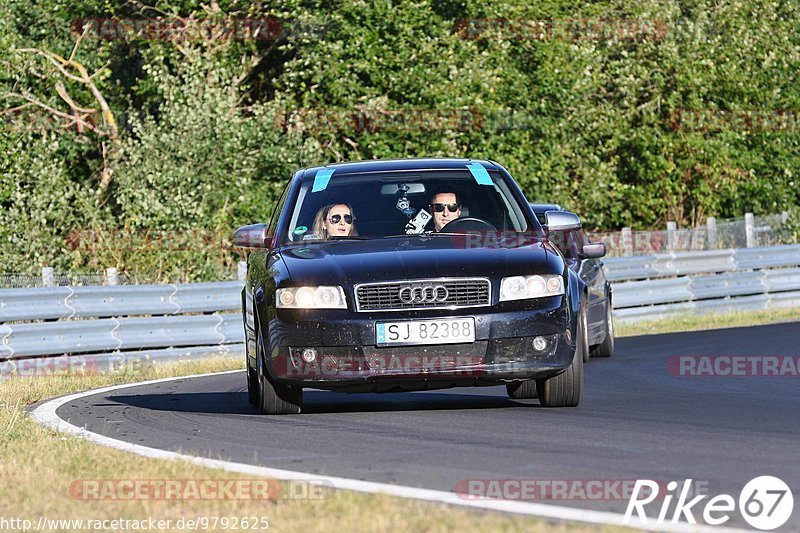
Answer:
[{"left": 375, "top": 317, "right": 476, "bottom": 347}]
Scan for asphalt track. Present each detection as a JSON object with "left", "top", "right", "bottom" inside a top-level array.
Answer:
[{"left": 53, "top": 322, "right": 800, "bottom": 530}]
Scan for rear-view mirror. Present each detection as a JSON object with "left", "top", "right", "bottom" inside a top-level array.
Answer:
[
  {"left": 544, "top": 210, "right": 582, "bottom": 231},
  {"left": 581, "top": 242, "right": 606, "bottom": 259}
]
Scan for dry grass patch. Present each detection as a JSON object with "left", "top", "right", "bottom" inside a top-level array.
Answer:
[{"left": 615, "top": 307, "right": 800, "bottom": 338}]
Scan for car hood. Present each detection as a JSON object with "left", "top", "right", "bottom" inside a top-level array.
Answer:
[{"left": 277, "top": 236, "right": 564, "bottom": 286}]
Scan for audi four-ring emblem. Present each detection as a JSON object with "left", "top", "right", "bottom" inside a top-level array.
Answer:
[{"left": 397, "top": 284, "right": 449, "bottom": 304}]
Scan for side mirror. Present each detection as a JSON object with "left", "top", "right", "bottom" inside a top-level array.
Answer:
[
  {"left": 544, "top": 210, "right": 581, "bottom": 231},
  {"left": 581, "top": 242, "right": 606, "bottom": 259},
  {"left": 233, "top": 223, "right": 273, "bottom": 248}
]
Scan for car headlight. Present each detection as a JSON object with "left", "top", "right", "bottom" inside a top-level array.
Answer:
[
  {"left": 276, "top": 286, "right": 347, "bottom": 309},
  {"left": 499, "top": 275, "right": 564, "bottom": 302}
]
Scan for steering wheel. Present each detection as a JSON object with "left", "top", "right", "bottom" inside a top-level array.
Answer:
[{"left": 440, "top": 217, "right": 498, "bottom": 233}]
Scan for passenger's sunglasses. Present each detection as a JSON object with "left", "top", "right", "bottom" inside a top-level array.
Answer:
[
  {"left": 430, "top": 203, "right": 460, "bottom": 213},
  {"left": 328, "top": 214, "right": 354, "bottom": 224}
]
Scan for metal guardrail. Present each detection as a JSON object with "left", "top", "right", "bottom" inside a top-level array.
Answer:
[
  {"left": 613, "top": 291, "right": 800, "bottom": 321},
  {"left": 603, "top": 244, "right": 800, "bottom": 281},
  {"left": 0, "top": 314, "right": 243, "bottom": 359},
  {"left": 1, "top": 243, "right": 799, "bottom": 377},
  {"left": 612, "top": 269, "right": 800, "bottom": 308},
  {"left": 612, "top": 277, "right": 692, "bottom": 308},
  {"left": 0, "top": 281, "right": 245, "bottom": 379},
  {"left": 0, "top": 281, "right": 242, "bottom": 322},
  {"left": 609, "top": 245, "right": 800, "bottom": 322}
]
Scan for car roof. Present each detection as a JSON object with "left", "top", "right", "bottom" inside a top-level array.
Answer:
[
  {"left": 529, "top": 203, "right": 563, "bottom": 214},
  {"left": 528, "top": 203, "right": 566, "bottom": 225},
  {"left": 298, "top": 158, "right": 500, "bottom": 179}
]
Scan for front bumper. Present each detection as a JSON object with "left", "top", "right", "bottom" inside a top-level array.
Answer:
[{"left": 261, "top": 296, "right": 575, "bottom": 391}]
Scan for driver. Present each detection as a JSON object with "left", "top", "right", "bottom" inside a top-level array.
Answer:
[{"left": 429, "top": 192, "right": 462, "bottom": 232}]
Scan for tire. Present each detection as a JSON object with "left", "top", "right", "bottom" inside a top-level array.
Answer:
[
  {"left": 506, "top": 380, "right": 537, "bottom": 399},
  {"left": 536, "top": 322, "right": 584, "bottom": 408},
  {"left": 578, "top": 303, "right": 590, "bottom": 363},
  {"left": 246, "top": 353, "right": 259, "bottom": 407},
  {"left": 257, "top": 330, "right": 302, "bottom": 415},
  {"left": 244, "top": 290, "right": 259, "bottom": 407},
  {"left": 592, "top": 299, "right": 615, "bottom": 358}
]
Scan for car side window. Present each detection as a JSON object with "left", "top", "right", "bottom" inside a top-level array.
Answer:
[
  {"left": 578, "top": 229, "right": 590, "bottom": 247},
  {"left": 566, "top": 230, "right": 582, "bottom": 259},
  {"left": 268, "top": 180, "right": 291, "bottom": 237},
  {"left": 549, "top": 229, "right": 582, "bottom": 260}
]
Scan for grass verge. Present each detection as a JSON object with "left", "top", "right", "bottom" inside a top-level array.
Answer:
[
  {"left": 615, "top": 307, "right": 800, "bottom": 338},
  {"left": 1, "top": 357, "right": 626, "bottom": 532}
]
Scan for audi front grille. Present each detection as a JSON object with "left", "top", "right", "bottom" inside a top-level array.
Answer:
[{"left": 354, "top": 278, "right": 491, "bottom": 312}]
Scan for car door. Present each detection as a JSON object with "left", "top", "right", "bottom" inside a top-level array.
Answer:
[
  {"left": 552, "top": 227, "right": 605, "bottom": 342},
  {"left": 575, "top": 229, "right": 607, "bottom": 342},
  {"left": 245, "top": 178, "right": 292, "bottom": 351}
]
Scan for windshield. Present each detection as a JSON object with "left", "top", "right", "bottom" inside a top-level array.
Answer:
[{"left": 280, "top": 169, "right": 538, "bottom": 244}]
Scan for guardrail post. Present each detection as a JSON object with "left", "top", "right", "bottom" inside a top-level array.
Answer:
[
  {"left": 666, "top": 222, "right": 677, "bottom": 252},
  {"left": 41, "top": 267, "right": 55, "bottom": 287},
  {"left": 707, "top": 217, "right": 717, "bottom": 249},
  {"left": 238, "top": 261, "right": 248, "bottom": 282},
  {"left": 745, "top": 213, "right": 755, "bottom": 248},
  {"left": 106, "top": 268, "right": 118, "bottom": 286},
  {"left": 621, "top": 227, "right": 633, "bottom": 256}
]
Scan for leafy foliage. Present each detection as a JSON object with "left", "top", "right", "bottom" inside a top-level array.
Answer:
[{"left": 1, "top": 0, "right": 798, "bottom": 280}]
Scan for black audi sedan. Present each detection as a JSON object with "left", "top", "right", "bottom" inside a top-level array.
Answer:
[{"left": 235, "top": 158, "right": 588, "bottom": 414}]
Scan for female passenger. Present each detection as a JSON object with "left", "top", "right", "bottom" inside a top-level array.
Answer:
[{"left": 312, "top": 203, "right": 358, "bottom": 240}]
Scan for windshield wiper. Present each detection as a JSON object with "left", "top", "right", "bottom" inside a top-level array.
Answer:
[{"left": 380, "top": 233, "right": 441, "bottom": 238}]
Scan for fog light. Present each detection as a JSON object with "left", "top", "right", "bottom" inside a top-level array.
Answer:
[
  {"left": 301, "top": 348, "right": 317, "bottom": 363},
  {"left": 532, "top": 336, "right": 548, "bottom": 352}
]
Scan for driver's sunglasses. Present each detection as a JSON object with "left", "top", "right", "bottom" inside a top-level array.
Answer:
[
  {"left": 328, "top": 214, "right": 354, "bottom": 224},
  {"left": 430, "top": 203, "right": 460, "bottom": 213}
]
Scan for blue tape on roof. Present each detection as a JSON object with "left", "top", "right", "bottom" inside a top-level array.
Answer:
[
  {"left": 466, "top": 163, "right": 493, "bottom": 185},
  {"left": 312, "top": 168, "right": 335, "bottom": 192}
]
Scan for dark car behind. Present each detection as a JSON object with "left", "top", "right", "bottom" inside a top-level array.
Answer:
[{"left": 530, "top": 203, "right": 614, "bottom": 360}]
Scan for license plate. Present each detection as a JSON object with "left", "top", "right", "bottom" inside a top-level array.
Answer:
[{"left": 375, "top": 318, "right": 475, "bottom": 346}]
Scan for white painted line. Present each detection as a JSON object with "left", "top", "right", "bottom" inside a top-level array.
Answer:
[{"left": 30, "top": 371, "right": 748, "bottom": 533}]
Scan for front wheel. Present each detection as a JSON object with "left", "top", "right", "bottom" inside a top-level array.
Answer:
[
  {"left": 536, "top": 328, "right": 584, "bottom": 407},
  {"left": 257, "top": 330, "right": 302, "bottom": 415},
  {"left": 506, "top": 380, "right": 537, "bottom": 399},
  {"left": 246, "top": 354, "right": 259, "bottom": 407}
]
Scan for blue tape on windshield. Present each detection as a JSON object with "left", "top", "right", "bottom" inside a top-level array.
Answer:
[
  {"left": 466, "top": 163, "right": 493, "bottom": 185},
  {"left": 312, "top": 168, "right": 335, "bottom": 192}
]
